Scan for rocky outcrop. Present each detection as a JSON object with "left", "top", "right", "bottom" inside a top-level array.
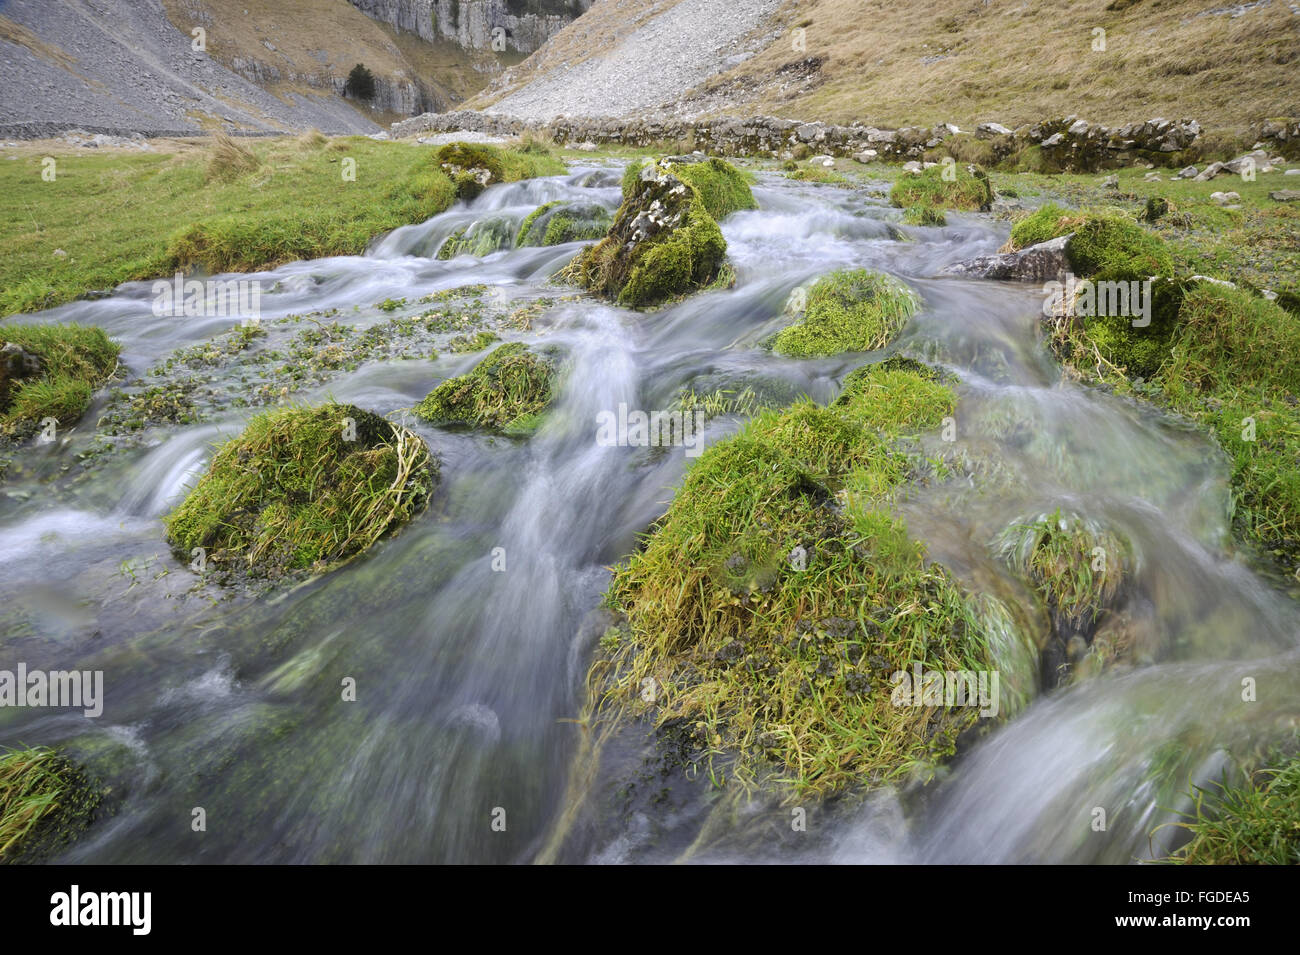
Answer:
[
  {"left": 1254, "top": 117, "right": 1300, "bottom": 160},
  {"left": 227, "top": 55, "right": 447, "bottom": 116},
  {"left": 349, "top": 0, "right": 592, "bottom": 54}
]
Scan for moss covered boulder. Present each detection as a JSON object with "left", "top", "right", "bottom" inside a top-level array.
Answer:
[
  {"left": 1009, "top": 204, "right": 1174, "bottom": 282},
  {"left": 889, "top": 162, "right": 994, "bottom": 215},
  {"left": 414, "top": 342, "right": 557, "bottom": 434},
  {"left": 592, "top": 358, "right": 1006, "bottom": 795},
  {"left": 566, "top": 156, "right": 755, "bottom": 308},
  {"left": 772, "top": 269, "right": 919, "bottom": 358},
  {"left": 435, "top": 142, "right": 566, "bottom": 201},
  {"left": 0, "top": 324, "right": 119, "bottom": 440},
  {"left": 164, "top": 402, "right": 435, "bottom": 579},
  {"left": 516, "top": 201, "right": 612, "bottom": 247},
  {"left": 0, "top": 745, "right": 104, "bottom": 864}
]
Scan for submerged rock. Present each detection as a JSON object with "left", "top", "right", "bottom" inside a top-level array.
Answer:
[{"left": 516, "top": 200, "right": 612, "bottom": 247}]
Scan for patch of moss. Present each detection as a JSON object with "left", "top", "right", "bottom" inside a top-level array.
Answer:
[
  {"left": 434, "top": 141, "right": 566, "bottom": 200},
  {"left": 447, "top": 330, "right": 500, "bottom": 353},
  {"left": 565, "top": 160, "right": 729, "bottom": 308},
  {"left": 661, "top": 157, "right": 758, "bottom": 220},
  {"left": 772, "top": 269, "right": 919, "bottom": 358},
  {"left": 889, "top": 162, "right": 994, "bottom": 213},
  {"left": 164, "top": 402, "right": 435, "bottom": 580},
  {"left": 0, "top": 745, "right": 104, "bottom": 864},
  {"left": 592, "top": 359, "right": 1004, "bottom": 796},
  {"left": 0, "top": 323, "right": 119, "bottom": 440},
  {"left": 516, "top": 201, "right": 612, "bottom": 247},
  {"left": 786, "top": 165, "right": 849, "bottom": 185},
  {"left": 414, "top": 342, "right": 557, "bottom": 434}
]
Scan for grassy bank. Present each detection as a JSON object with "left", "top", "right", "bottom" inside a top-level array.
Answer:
[
  {"left": 0, "top": 136, "right": 562, "bottom": 317},
  {"left": 0, "top": 745, "right": 103, "bottom": 864}
]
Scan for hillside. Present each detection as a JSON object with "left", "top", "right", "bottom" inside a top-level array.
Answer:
[
  {"left": 471, "top": 0, "right": 1300, "bottom": 130},
  {"left": 0, "top": 0, "right": 592, "bottom": 136}
]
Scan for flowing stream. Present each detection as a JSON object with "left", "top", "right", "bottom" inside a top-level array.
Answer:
[{"left": 3, "top": 162, "right": 1298, "bottom": 864}]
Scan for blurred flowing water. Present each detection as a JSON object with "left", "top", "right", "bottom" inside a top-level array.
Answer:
[{"left": 2, "top": 163, "right": 1297, "bottom": 864}]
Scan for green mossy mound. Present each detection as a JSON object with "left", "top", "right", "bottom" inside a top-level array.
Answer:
[
  {"left": 566, "top": 157, "right": 755, "bottom": 308},
  {"left": 1170, "top": 751, "right": 1300, "bottom": 864},
  {"left": 1051, "top": 278, "right": 1300, "bottom": 566},
  {"left": 772, "top": 269, "right": 920, "bottom": 358},
  {"left": 1009, "top": 204, "right": 1175, "bottom": 281},
  {"left": 593, "top": 359, "right": 1001, "bottom": 796},
  {"left": 0, "top": 323, "right": 119, "bottom": 440},
  {"left": 434, "top": 142, "right": 566, "bottom": 201},
  {"left": 436, "top": 216, "right": 517, "bottom": 260},
  {"left": 1047, "top": 276, "right": 1191, "bottom": 381},
  {"left": 414, "top": 342, "right": 557, "bottom": 434},
  {"left": 164, "top": 402, "right": 435, "bottom": 579},
  {"left": 666, "top": 157, "right": 759, "bottom": 220},
  {"left": 516, "top": 201, "right": 612, "bottom": 247},
  {"left": 889, "top": 162, "right": 994, "bottom": 214},
  {"left": 0, "top": 745, "right": 104, "bottom": 864},
  {"left": 994, "top": 511, "right": 1134, "bottom": 685}
]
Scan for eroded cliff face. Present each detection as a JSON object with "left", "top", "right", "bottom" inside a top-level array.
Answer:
[{"left": 349, "top": 0, "right": 592, "bottom": 54}]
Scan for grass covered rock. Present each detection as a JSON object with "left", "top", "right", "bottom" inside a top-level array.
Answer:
[
  {"left": 1009, "top": 204, "right": 1175, "bottom": 281},
  {"left": 0, "top": 745, "right": 104, "bottom": 864},
  {"left": 435, "top": 142, "right": 566, "bottom": 201},
  {"left": 516, "top": 201, "right": 612, "bottom": 247},
  {"left": 566, "top": 156, "right": 755, "bottom": 307},
  {"left": 0, "top": 323, "right": 119, "bottom": 440},
  {"left": 772, "top": 269, "right": 919, "bottom": 358},
  {"left": 414, "top": 342, "right": 557, "bottom": 434},
  {"left": 890, "top": 162, "right": 994, "bottom": 216},
  {"left": 592, "top": 358, "right": 1008, "bottom": 796},
  {"left": 164, "top": 402, "right": 436, "bottom": 579}
]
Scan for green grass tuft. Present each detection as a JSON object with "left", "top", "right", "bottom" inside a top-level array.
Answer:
[
  {"left": 591, "top": 359, "right": 1002, "bottom": 797},
  {"left": 414, "top": 342, "right": 557, "bottom": 434},
  {"left": 889, "top": 162, "right": 993, "bottom": 214},
  {"left": 772, "top": 269, "right": 919, "bottom": 358},
  {"left": 0, "top": 745, "right": 103, "bottom": 864},
  {"left": 1168, "top": 752, "right": 1300, "bottom": 865},
  {"left": 1, "top": 323, "right": 119, "bottom": 439},
  {"left": 164, "top": 402, "right": 435, "bottom": 579}
]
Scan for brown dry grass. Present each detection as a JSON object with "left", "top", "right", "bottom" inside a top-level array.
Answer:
[
  {"left": 700, "top": 0, "right": 1300, "bottom": 130},
  {"left": 475, "top": 0, "right": 1299, "bottom": 132}
]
